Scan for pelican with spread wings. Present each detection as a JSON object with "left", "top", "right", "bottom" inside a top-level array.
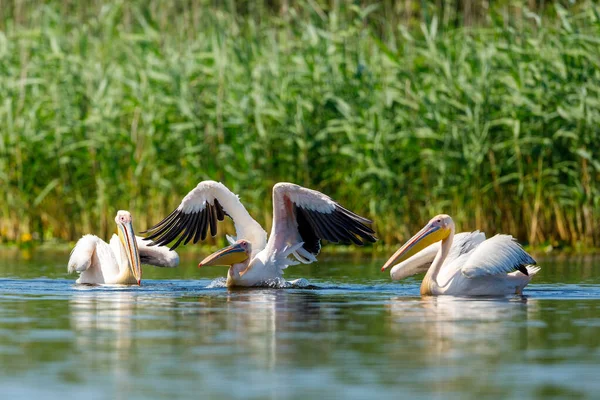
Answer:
[
  {"left": 142, "top": 181, "right": 376, "bottom": 287},
  {"left": 381, "top": 214, "right": 539, "bottom": 296},
  {"left": 68, "top": 211, "right": 179, "bottom": 285}
]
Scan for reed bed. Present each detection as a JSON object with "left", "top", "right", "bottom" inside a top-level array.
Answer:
[{"left": 0, "top": 1, "right": 598, "bottom": 249}]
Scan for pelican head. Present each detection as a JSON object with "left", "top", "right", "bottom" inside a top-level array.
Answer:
[
  {"left": 381, "top": 214, "right": 454, "bottom": 273},
  {"left": 115, "top": 210, "right": 142, "bottom": 285},
  {"left": 198, "top": 239, "right": 252, "bottom": 268}
]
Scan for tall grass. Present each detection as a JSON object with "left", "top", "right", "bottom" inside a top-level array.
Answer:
[{"left": 0, "top": 1, "right": 598, "bottom": 249}]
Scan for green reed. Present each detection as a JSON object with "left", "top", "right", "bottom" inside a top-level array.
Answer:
[{"left": 0, "top": 1, "right": 598, "bottom": 250}]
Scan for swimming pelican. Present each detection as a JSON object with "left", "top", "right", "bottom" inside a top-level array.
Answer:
[
  {"left": 386, "top": 231, "right": 487, "bottom": 281},
  {"left": 381, "top": 214, "right": 539, "bottom": 296},
  {"left": 142, "top": 181, "right": 376, "bottom": 287},
  {"left": 68, "top": 210, "right": 179, "bottom": 285}
]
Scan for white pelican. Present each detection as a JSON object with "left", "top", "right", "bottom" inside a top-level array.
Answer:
[
  {"left": 381, "top": 214, "right": 540, "bottom": 296},
  {"left": 386, "top": 231, "right": 488, "bottom": 281},
  {"left": 142, "top": 181, "right": 376, "bottom": 287},
  {"left": 68, "top": 210, "right": 179, "bottom": 285}
]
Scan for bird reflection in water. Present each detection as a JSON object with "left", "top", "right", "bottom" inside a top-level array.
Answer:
[
  {"left": 69, "top": 290, "right": 178, "bottom": 393},
  {"left": 384, "top": 296, "right": 542, "bottom": 397},
  {"left": 196, "top": 290, "right": 323, "bottom": 370},
  {"left": 70, "top": 291, "right": 138, "bottom": 351},
  {"left": 387, "top": 296, "right": 538, "bottom": 359}
]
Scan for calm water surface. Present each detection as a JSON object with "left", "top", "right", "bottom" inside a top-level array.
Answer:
[{"left": 1, "top": 250, "right": 600, "bottom": 399}]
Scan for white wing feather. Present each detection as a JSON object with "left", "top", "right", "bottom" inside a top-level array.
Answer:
[
  {"left": 390, "top": 231, "right": 486, "bottom": 280},
  {"left": 179, "top": 181, "right": 266, "bottom": 247},
  {"left": 461, "top": 234, "right": 536, "bottom": 278},
  {"left": 278, "top": 183, "right": 337, "bottom": 213},
  {"left": 68, "top": 234, "right": 120, "bottom": 283},
  {"left": 68, "top": 235, "right": 98, "bottom": 273},
  {"left": 266, "top": 183, "right": 331, "bottom": 263},
  {"left": 144, "top": 180, "right": 267, "bottom": 253},
  {"left": 446, "top": 231, "right": 486, "bottom": 264},
  {"left": 265, "top": 182, "right": 375, "bottom": 265},
  {"left": 68, "top": 235, "right": 118, "bottom": 273},
  {"left": 136, "top": 236, "right": 179, "bottom": 267}
]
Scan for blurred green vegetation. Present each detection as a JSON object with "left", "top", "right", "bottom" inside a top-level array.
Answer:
[{"left": 0, "top": 0, "right": 598, "bottom": 250}]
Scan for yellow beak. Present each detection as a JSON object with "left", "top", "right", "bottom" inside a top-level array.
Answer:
[
  {"left": 198, "top": 242, "right": 249, "bottom": 267},
  {"left": 381, "top": 224, "right": 450, "bottom": 272},
  {"left": 118, "top": 221, "right": 142, "bottom": 285}
]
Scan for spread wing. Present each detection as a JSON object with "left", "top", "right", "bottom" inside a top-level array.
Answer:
[
  {"left": 141, "top": 181, "right": 267, "bottom": 251},
  {"left": 461, "top": 234, "right": 536, "bottom": 278},
  {"left": 265, "top": 182, "right": 376, "bottom": 263}
]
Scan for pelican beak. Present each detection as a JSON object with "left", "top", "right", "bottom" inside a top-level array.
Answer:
[
  {"left": 381, "top": 223, "right": 450, "bottom": 272},
  {"left": 198, "top": 242, "right": 249, "bottom": 267},
  {"left": 118, "top": 220, "right": 142, "bottom": 285}
]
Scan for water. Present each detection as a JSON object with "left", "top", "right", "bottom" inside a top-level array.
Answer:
[{"left": 1, "top": 250, "right": 600, "bottom": 399}]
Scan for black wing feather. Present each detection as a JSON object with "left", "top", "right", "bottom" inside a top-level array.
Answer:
[
  {"left": 143, "top": 210, "right": 184, "bottom": 241},
  {"left": 310, "top": 213, "right": 342, "bottom": 243},
  {"left": 200, "top": 208, "right": 210, "bottom": 240},
  {"left": 193, "top": 209, "right": 206, "bottom": 244},
  {"left": 142, "top": 199, "right": 229, "bottom": 250},
  {"left": 294, "top": 206, "right": 321, "bottom": 255},
  {"left": 516, "top": 264, "right": 529, "bottom": 276},
  {"left": 329, "top": 210, "right": 377, "bottom": 241},
  {"left": 300, "top": 209, "right": 327, "bottom": 239},
  {"left": 143, "top": 207, "right": 178, "bottom": 232},
  {"left": 215, "top": 199, "right": 225, "bottom": 220},
  {"left": 146, "top": 211, "right": 187, "bottom": 245},
  {"left": 307, "top": 210, "right": 350, "bottom": 244},
  {"left": 182, "top": 211, "right": 200, "bottom": 246},
  {"left": 293, "top": 202, "right": 376, "bottom": 256},
  {"left": 160, "top": 212, "right": 193, "bottom": 248},
  {"left": 209, "top": 203, "right": 218, "bottom": 236}
]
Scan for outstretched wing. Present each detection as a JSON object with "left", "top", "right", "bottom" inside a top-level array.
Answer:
[
  {"left": 142, "top": 181, "right": 267, "bottom": 251},
  {"left": 390, "top": 231, "right": 486, "bottom": 281},
  {"left": 461, "top": 234, "right": 536, "bottom": 278},
  {"left": 266, "top": 182, "right": 376, "bottom": 263}
]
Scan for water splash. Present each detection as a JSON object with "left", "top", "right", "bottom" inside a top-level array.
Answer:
[
  {"left": 204, "top": 276, "right": 312, "bottom": 289},
  {"left": 206, "top": 277, "right": 227, "bottom": 288},
  {"left": 288, "top": 278, "right": 310, "bottom": 288},
  {"left": 251, "top": 277, "right": 313, "bottom": 289}
]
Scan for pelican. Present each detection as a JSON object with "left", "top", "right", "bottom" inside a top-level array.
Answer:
[
  {"left": 386, "top": 231, "right": 490, "bottom": 280},
  {"left": 68, "top": 210, "right": 179, "bottom": 285},
  {"left": 381, "top": 214, "right": 540, "bottom": 296},
  {"left": 142, "top": 181, "right": 376, "bottom": 287}
]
